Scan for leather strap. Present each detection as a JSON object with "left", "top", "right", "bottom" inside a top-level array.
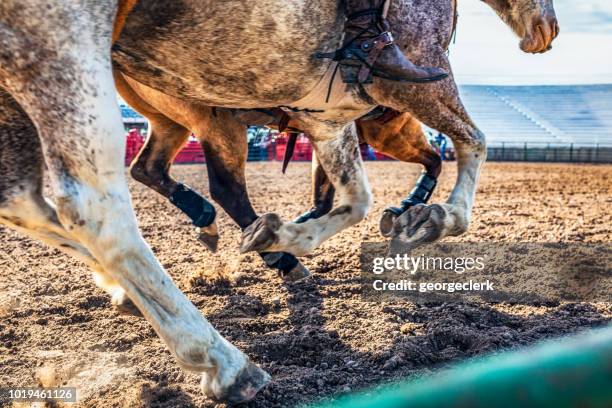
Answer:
[
  {"left": 282, "top": 133, "right": 299, "bottom": 174},
  {"left": 375, "top": 107, "right": 402, "bottom": 124}
]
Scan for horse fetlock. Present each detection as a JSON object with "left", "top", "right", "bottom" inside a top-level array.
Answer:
[
  {"left": 348, "top": 200, "right": 371, "bottom": 225},
  {"left": 445, "top": 205, "right": 471, "bottom": 236}
]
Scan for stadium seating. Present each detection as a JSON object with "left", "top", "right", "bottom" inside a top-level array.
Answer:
[{"left": 459, "top": 85, "right": 612, "bottom": 147}]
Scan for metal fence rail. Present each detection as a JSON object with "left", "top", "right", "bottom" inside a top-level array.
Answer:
[{"left": 487, "top": 143, "right": 612, "bottom": 164}]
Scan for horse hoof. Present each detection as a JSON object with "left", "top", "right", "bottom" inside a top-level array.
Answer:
[
  {"left": 197, "top": 223, "right": 219, "bottom": 252},
  {"left": 387, "top": 204, "right": 446, "bottom": 254},
  {"left": 280, "top": 262, "right": 311, "bottom": 282},
  {"left": 203, "top": 361, "right": 271, "bottom": 405},
  {"left": 112, "top": 294, "right": 143, "bottom": 317},
  {"left": 240, "top": 213, "right": 282, "bottom": 253},
  {"left": 380, "top": 209, "right": 400, "bottom": 237}
]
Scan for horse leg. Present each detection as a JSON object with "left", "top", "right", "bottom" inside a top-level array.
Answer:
[
  {"left": 115, "top": 72, "right": 219, "bottom": 249},
  {"left": 118, "top": 71, "right": 310, "bottom": 280},
  {"left": 0, "top": 88, "right": 140, "bottom": 315},
  {"left": 194, "top": 109, "right": 310, "bottom": 280},
  {"left": 357, "top": 113, "right": 442, "bottom": 236},
  {"left": 0, "top": 3, "right": 267, "bottom": 403},
  {"left": 367, "top": 57, "right": 486, "bottom": 253},
  {"left": 240, "top": 121, "right": 372, "bottom": 256},
  {"left": 294, "top": 151, "right": 336, "bottom": 224}
]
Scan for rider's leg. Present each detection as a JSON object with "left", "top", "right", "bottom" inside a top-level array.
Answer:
[{"left": 329, "top": 0, "right": 448, "bottom": 83}]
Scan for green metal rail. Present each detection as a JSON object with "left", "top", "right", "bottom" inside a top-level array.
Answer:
[{"left": 311, "top": 325, "right": 612, "bottom": 408}]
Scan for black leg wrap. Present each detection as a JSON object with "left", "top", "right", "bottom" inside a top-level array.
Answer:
[
  {"left": 169, "top": 183, "right": 216, "bottom": 228},
  {"left": 384, "top": 172, "right": 438, "bottom": 217},
  {"left": 260, "top": 252, "right": 299, "bottom": 274},
  {"left": 294, "top": 209, "right": 323, "bottom": 224},
  {"left": 399, "top": 171, "right": 437, "bottom": 210}
]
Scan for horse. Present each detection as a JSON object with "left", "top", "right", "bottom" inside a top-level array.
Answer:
[
  {"left": 115, "top": 0, "right": 558, "bottom": 272},
  {"left": 0, "top": 0, "right": 557, "bottom": 403}
]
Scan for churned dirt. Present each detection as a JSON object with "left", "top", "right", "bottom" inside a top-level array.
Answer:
[{"left": 0, "top": 162, "right": 610, "bottom": 408}]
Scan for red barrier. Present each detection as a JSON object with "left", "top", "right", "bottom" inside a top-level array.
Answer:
[
  {"left": 125, "top": 129, "right": 144, "bottom": 166},
  {"left": 275, "top": 133, "right": 313, "bottom": 162},
  {"left": 124, "top": 131, "right": 206, "bottom": 166},
  {"left": 125, "top": 130, "right": 394, "bottom": 167},
  {"left": 174, "top": 139, "right": 205, "bottom": 164}
]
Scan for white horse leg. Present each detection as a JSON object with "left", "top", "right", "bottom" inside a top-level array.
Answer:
[
  {"left": 0, "top": 1, "right": 267, "bottom": 403},
  {"left": 241, "top": 121, "right": 372, "bottom": 256}
]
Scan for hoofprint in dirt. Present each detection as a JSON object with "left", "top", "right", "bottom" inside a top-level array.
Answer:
[{"left": 0, "top": 162, "right": 610, "bottom": 408}]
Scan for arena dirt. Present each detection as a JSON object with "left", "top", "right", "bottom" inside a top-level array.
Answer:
[{"left": 0, "top": 162, "right": 610, "bottom": 407}]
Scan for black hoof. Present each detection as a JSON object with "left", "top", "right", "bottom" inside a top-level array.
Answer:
[
  {"left": 280, "top": 263, "right": 311, "bottom": 282},
  {"left": 197, "top": 229, "right": 220, "bottom": 252},
  {"left": 260, "top": 252, "right": 310, "bottom": 282}
]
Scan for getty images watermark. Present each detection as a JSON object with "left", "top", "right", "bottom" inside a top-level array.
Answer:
[{"left": 360, "top": 242, "right": 611, "bottom": 303}]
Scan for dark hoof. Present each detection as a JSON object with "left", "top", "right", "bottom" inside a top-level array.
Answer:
[
  {"left": 240, "top": 213, "right": 282, "bottom": 254},
  {"left": 114, "top": 297, "right": 143, "bottom": 318},
  {"left": 210, "top": 362, "right": 271, "bottom": 405},
  {"left": 388, "top": 204, "right": 446, "bottom": 255},
  {"left": 280, "top": 263, "right": 311, "bottom": 282},
  {"left": 380, "top": 208, "right": 401, "bottom": 237},
  {"left": 197, "top": 230, "right": 219, "bottom": 253}
]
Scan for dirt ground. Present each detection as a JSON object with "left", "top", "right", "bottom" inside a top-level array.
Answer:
[{"left": 0, "top": 161, "right": 610, "bottom": 408}]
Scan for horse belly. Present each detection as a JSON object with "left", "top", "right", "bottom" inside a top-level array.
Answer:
[{"left": 113, "top": 0, "right": 343, "bottom": 108}]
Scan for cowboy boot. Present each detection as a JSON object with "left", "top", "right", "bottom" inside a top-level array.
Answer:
[{"left": 329, "top": 0, "right": 448, "bottom": 84}]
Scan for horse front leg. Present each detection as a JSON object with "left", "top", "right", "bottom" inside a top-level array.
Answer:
[
  {"left": 0, "top": 2, "right": 268, "bottom": 403},
  {"left": 240, "top": 121, "right": 372, "bottom": 256},
  {"left": 367, "top": 57, "right": 486, "bottom": 253},
  {"left": 356, "top": 112, "right": 443, "bottom": 237},
  {"left": 195, "top": 109, "right": 310, "bottom": 281},
  {"left": 116, "top": 72, "right": 220, "bottom": 250}
]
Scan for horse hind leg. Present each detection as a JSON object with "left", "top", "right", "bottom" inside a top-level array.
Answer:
[
  {"left": 194, "top": 108, "right": 310, "bottom": 281},
  {"left": 368, "top": 57, "right": 486, "bottom": 254},
  {"left": 0, "top": 3, "right": 267, "bottom": 402},
  {"left": 358, "top": 113, "right": 443, "bottom": 237},
  {"left": 115, "top": 72, "right": 220, "bottom": 250},
  {"left": 0, "top": 87, "right": 139, "bottom": 315}
]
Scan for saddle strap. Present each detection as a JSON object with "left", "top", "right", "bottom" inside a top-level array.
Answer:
[{"left": 282, "top": 133, "right": 299, "bottom": 174}]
